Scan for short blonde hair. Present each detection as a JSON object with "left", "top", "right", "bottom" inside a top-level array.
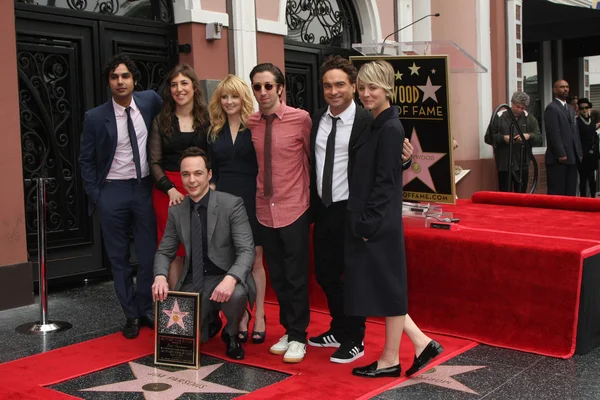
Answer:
[
  {"left": 208, "top": 74, "right": 254, "bottom": 142},
  {"left": 357, "top": 60, "right": 395, "bottom": 100}
]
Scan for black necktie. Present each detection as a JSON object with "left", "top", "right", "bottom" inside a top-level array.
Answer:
[
  {"left": 262, "top": 114, "right": 276, "bottom": 198},
  {"left": 321, "top": 116, "right": 340, "bottom": 207},
  {"left": 191, "top": 203, "right": 204, "bottom": 292},
  {"left": 125, "top": 107, "right": 142, "bottom": 182}
]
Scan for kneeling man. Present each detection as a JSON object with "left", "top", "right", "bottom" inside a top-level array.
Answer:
[{"left": 152, "top": 147, "right": 255, "bottom": 360}]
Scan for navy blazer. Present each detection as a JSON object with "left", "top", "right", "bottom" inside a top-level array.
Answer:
[
  {"left": 543, "top": 99, "right": 583, "bottom": 165},
  {"left": 79, "top": 90, "right": 162, "bottom": 215}
]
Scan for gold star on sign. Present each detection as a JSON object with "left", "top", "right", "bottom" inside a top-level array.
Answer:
[
  {"left": 408, "top": 62, "right": 421, "bottom": 75},
  {"left": 395, "top": 70, "right": 403, "bottom": 81}
]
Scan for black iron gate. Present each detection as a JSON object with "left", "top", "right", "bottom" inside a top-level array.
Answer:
[{"left": 15, "top": 1, "right": 178, "bottom": 282}]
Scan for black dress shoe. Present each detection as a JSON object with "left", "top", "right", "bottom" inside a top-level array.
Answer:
[
  {"left": 208, "top": 312, "right": 223, "bottom": 339},
  {"left": 352, "top": 361, "right": 401, "bottom": 378},
  {"left": 140, "top": 314, "right": 155, "bottom": 329},
  {"left": 224, "top": 333, "right": 245, "bottom": 360},
  {"left": 123, "top": 318, "right": 140, "bottom": 339},
  {"left": 406, "top": 340, "right": 444, "bottom": 376}
]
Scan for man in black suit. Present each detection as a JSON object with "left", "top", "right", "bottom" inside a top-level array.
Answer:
[
  {"left": 544, "top": 79, "right": 583, "bottom": 196},
  {"left": 308, "top": 56, "right": 412, "bottom": 363},
  {"left": 79, "top": 54, "right": 162, "bottom": 339}
]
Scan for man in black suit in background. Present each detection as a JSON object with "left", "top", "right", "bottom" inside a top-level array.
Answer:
[
  {"left": 544, "top": 79, "right": 583, "bottom": 196},
  {"left": 79, "top": 54, "right": 162, "bottom": 339},
  {"left": 309, "top": 56, "right": 413, "bottom": 364}
]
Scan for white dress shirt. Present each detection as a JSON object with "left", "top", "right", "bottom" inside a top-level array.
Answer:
[
  {"left": 107, "top": 98, "right": 150, "bottom": 180},
  {"left": 315, "top": 101, "right": 356, "bottom": 203}
]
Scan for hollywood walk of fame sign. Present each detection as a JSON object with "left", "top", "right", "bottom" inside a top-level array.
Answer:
[
  {"left": 155, "top": 291, "right": 201, "bottom": 369},
  {"left": 350, "top": 55, "right": 456, "bottom": 204},
  {"left": 392, "top": 365, "right": 487, "bottom": 395},
  {"left": 81, "top": 362, "right": 247, "bottom": 400}
]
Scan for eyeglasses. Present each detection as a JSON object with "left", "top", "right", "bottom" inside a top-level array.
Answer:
[
  {"left": 252, "top": 83, "right": 275, "bottom": 92},
  {"left": 580, "top": 106, "right": 590, "bottom": 110}
]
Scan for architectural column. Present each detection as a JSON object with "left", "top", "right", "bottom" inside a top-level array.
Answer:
[
  {"left": 395, "top": 0, "right": 413, "bottom": 43},
  {"left": 228, "top": 0, "right": 257, "bottom": 85},
  {"left": 413, "top": 0, "right": 433, "bottom": 42},
  {"left": 477, "top": 0, "right": 493, "bottom": 160}
]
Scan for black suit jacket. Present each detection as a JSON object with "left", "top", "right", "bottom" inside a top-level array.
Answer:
[
  {"left": 309, "top": 103, "right": 372, "bottom": 220},
  {"left": 543, "top": 99, "right": 583, "bottom": 165},
  {"left": 79, "top": 90, "right": 162, "bottom": 215}
]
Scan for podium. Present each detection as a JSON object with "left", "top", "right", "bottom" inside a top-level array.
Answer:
[{"left": 351, "top": 41, "right": 487, "bottom": 226}]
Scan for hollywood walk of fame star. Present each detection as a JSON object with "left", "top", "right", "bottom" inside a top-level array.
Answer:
[
  {"left": 431, "top": 68, "right": 436, "bottom": 74},
  {"left": 408, "top": 62, "right": 421, "bottom": 75},
  {"left": 417, "top": 76, "right": 442, "bottom": 103},
  {"left": 392, "top": 365, "right": 487, "bottom": 395},
  {"left": 81, "top": 362, "right": 247, "bottom": 400},
  {"left": 163, "top": 300, "right": 189, "bottom": 329},
  {"left": 403, "top": 127, "right": 446, "bottom": 192},
  {"left": 395, "top": 70, "right": 403, "bottom": 81}
]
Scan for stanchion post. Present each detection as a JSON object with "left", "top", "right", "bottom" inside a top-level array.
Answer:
[{"left": 16, "top": 177, "right": 72, "bottom": 335}]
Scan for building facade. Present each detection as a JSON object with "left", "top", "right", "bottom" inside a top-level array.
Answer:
[{"left": 1, "top": 0, "right": 597, "bottom": 310}]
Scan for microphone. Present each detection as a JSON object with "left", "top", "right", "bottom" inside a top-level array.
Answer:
[{"left": 380, "top": 13, "right": 441, "bottom": 54}]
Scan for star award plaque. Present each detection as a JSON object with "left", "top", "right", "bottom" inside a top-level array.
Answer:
[{"left": 155, "top": 291, "right": 201, "bottom": 369}]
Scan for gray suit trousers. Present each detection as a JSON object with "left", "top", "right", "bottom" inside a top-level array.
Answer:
[{"left": 181, "top": 274, "right": 248, "bottom": 342}]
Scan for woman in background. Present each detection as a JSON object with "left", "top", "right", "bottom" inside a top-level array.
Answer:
[
  {"left": 208, "top": 74, "right": 267, "bottom": 344},
  {"left": 150, "top": 64, "right": 209, "bottom": 287},
  {"left": 346, "top": 60, "right": 442, "bottom": 378}
]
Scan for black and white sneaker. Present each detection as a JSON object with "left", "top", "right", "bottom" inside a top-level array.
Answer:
[
  {"left": 308, "top": 331, "right": 341, "bottom": 348},
  {"left": 330, "top": 341, "right": 365, "bottom": 364}
]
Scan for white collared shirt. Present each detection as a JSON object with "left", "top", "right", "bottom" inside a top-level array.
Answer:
[
  {"left": 315, "top": 101, "right": 356, "bottom": 202},
  {"left": 556, "top": 98, "right": 567, "bottom": 107},
  {"left": 107, "top": 98, "right": 150, "bottom": 180}
]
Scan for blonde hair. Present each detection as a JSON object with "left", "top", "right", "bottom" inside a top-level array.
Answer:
[
  {"left": 357, "top": 60, "right": 395, "bottom": 100},
  {"left": 208, "top": 74, "right": 254, "bottom": 142}
]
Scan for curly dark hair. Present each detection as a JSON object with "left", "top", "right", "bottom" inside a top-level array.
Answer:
[
  {"left": 157, "top": 64, "right": 209, "bottom": 138},
  {"left": 102, "top": 53, "right": 140, "bottom": 86},
  {"left": 320, "top": 55, "right": 358, "bottom": 84}
]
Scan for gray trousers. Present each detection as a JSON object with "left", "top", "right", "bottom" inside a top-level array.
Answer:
[{"left": 180, "top": 274, "right": 248, "bottom": 342}]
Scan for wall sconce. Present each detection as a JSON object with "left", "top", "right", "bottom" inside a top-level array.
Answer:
[{"left": 206, "top": 22, "right": 223, "bottom": 40}]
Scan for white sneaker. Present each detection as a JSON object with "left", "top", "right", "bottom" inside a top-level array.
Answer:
[
  {"left": 283, "top": 341, "right": 306, "bottom": 363},
  {"left": 269, "top": 335, "right": 289, "bottom": 355}
]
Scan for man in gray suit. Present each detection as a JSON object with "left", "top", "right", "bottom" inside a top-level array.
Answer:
[
  {"left": 544, "top": 79, "right": 583, "bottom": 196},
  {"left": 152, "top": 147, "right": 255, "bottom": 360}
]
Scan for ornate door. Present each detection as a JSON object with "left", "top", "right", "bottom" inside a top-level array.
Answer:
[{"left": 15, "top": 2, "right": 176, "bottom": 282}]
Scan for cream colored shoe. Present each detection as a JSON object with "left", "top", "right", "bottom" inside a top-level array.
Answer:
[
  {"left": 283, "top": 341, "right": 306, "bottom": 363},
  {"left": 269, "top": 334, "right": 289, "bottom": 355}
]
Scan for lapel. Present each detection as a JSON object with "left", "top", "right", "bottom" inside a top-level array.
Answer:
[
  {"left": 133, "top": 92, "right": 153, "bottom": 132},
  {"left": 179, "top": 196, "right": 191, "bottom": 255},
  {"left": 103, "top": 101, "right": 118, "bottom": 156},
  {"left": 555, "top": 99, "right": 571, "bottom": 120},
  {"left": 349, "top": 105, "right": 372, "bottom": 149},
  {"left": 207, "top": 189, "right": 218, "bottom": 245}
]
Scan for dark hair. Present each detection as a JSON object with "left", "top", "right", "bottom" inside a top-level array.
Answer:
[
  {"left": 157, "top": 64, "right": 209, "bottom": 137},
  {"left": 249, "top": 63, "right": 285, "bottom": 86},
  {"left": 103, "top": 54, "right": 140, "bottom": 86},
  {"left": 320, "top": 55, "right": 358, "bottom": 84},
  {"left": 180, "top": 146, "right": 211, "bottom": 170}
]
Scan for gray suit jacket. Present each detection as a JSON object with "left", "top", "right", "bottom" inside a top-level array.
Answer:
[
  {"left": 154, "top": 190, "right": 256, "bottom": 301},
  {"left": 544, "top": 99, "right": 583, "bottom": 165}
]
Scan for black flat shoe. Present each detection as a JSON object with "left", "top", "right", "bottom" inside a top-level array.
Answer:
[
  {"left": 252, "top": 315, "right": 267, "bottom": 344},
  {"left": 122, "top": 318, "right": 140, "bottom": 339},
  {"left": 406, "top": 340, "right": 444, "bottom": 376},
  {"left": 224, "top": 332, "right": 245, "bottom": 360},
  {"left": 238, "top": 309, "right": 251, "bottom": 343},
  {"left": 352, "top": 361, "right": 401, "bottom": 378}
]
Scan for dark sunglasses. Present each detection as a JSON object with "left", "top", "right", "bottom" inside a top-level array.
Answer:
[
  {"left": 580, "top": 106, "right": 590, "bottom": 110},
  {"left": 252, "top": 83, "right": 276, "bottom": 92}
]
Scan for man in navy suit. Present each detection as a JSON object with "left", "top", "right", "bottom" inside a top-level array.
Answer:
[
  {"left": 544, "top": 79, "right": 583, "bottom": 196},
  {"left": 79, "top": 54, "right": 162, "bottom": 338}
]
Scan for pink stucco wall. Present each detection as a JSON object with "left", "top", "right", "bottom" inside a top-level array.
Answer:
[
  {"left": 377, "top": 0, "right": 396, "bottom": 39},
  {"left": 256, "top": 0, "right": 281, "bottom": 21},
  {"left": 201, "top": 0, "right": 226, "bottom": 13}
]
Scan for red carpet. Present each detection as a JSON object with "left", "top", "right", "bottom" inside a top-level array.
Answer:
[{"left": 0, "top": 303, "right": 476, "bottom": 399}]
